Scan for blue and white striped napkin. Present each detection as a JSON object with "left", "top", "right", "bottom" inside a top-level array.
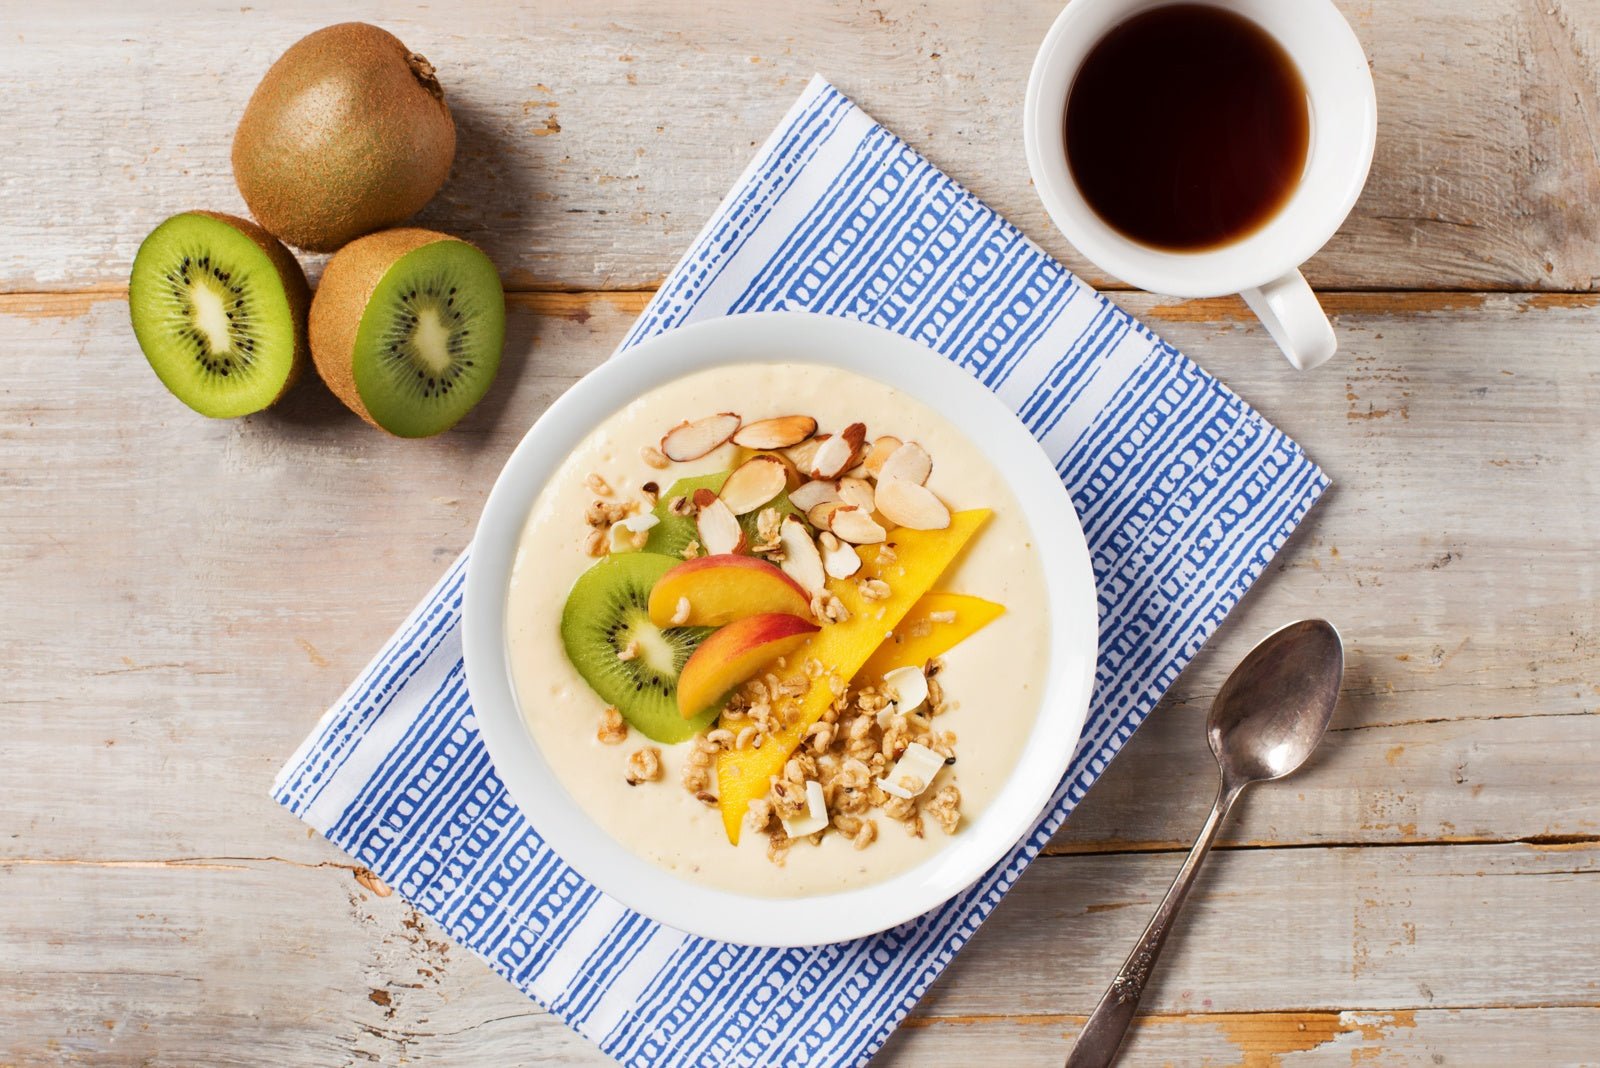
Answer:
[{"left": 275, "top": 76, "right": 1327, "bottom": 1066}]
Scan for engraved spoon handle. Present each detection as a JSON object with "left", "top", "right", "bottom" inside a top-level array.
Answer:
[{"left": 1065, "top": 779, "right": 1245, "bottom": 1068}]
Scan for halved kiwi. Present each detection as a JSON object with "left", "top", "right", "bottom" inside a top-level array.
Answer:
[
  {"left": 642, "top": 471, "right": 799, "bottom": 557},
  {"left": 127, "top": 211, "right": 309, "bottom": 418},
  {"left": 560, "top": 552, "right": 713, "bottom": 743},
  {"left": 310, "top": 228, "right": 504, "bottom": 437}
]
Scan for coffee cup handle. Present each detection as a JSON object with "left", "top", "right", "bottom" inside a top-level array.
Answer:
[{"left": 1240, "top": 270, "right": 1337, "bottom": 371}]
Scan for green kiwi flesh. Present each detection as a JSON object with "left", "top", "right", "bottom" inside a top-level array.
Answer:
[
  {"left": 560, "top": 552, "right": 713, "bottom": 744},
  {"left": 351, "top": 238, "right": 504, "bottom": 437},
  {"left": 642, "top": 472, "right": 799, "bottom": 557},
  {"left": 128, "top": 212, "right": 304, "bottom": 418}
]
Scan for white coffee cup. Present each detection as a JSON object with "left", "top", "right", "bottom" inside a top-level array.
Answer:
[{"left": 1024, "top": 0, "right": 1376, "bottom": 370}]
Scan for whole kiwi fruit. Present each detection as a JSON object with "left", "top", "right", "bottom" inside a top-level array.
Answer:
[
  {"left": 232, "top": 23, "right": 456, "bottom": 252},
  {"left": 310, "top": 228, "right": 504, "bottom": 438}
]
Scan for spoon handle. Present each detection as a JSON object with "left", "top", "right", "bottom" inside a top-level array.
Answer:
[{"left": 1065, "top": 780, "right": 1244, "bottom": 1068}]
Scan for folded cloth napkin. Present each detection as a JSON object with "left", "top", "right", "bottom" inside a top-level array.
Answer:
[{"left": 274, "top": 75, "right": 1327, "bottom": 1067}]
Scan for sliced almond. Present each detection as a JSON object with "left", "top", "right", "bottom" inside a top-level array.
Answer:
[
  {"left": 808, "top": 422, "right": 866, "bottom": 481},
  {"left": 837, "top": 476, "right": 876, "bottom": 513},
  {"left": 757, "top": 450, "right": 803, "bottom": 490},
  {"left": 819, "top": 531, "right": 861, "bottom": 580},
  {"left": 862, "top": 436, "right": 902, "bottom": 478},
  {"left": 719, "top": 455, "right": 789, "bottom": 516},
  {"left": 661, "top": 413, "right": 741, "bottom": 462},
  {"left": 788, "top": 480, "right": 841, "bottom": 513},
  {"left": 829, "top": 505, "right": 888, "bottom": 545},
  {"left": 877, "top": 441, "right": 932, "bottom": 486},
  {"left": 732, "top": 415, "right": 817, "bottom": 450},
  {"left": 783, "top": 433, "right": 829, "bottom": 473},
  {"left": 778, "top": 516, "right": 826, "bottom": 594},
  {"left": 875, "top": 477, "right": 949, "bottom": 530},
  {"left": 806, "top": 500, "right": 848, "bottom": 531},
  {"left": 696, "top": 495, "right": 745, "bottom": 554}
]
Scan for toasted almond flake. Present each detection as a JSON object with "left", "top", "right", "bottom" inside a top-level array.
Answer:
[
  {"left": 875, "top": 477, "right": 950, "bottom": 530},
  {"left": 805, "top": 500, "right": 848, "bottom": 532},
  {"left": 669, "top": 596, "right": 692, "bottom": 626},
  {"left": 783, "top": 433, "right": 829, "bottom": 472},
  {"left": 829, "top": 505, "right": 888, "bottom": 545},
  {"left": 640, "top": 445, "right": 669, "bottom": 469},
  {"left": 696, "top": 495, "right": 745, "bottom": 555},
  {"left": 882, "top": 665, "right": 928, "bottom": 713},
  {"left": 819, "top": 531, "right": 862, "bottom": 579},
  {"left": 862, "top": 436, "right": 903, "bottom": 477},
  {"left": 877, "top": 441, "right": 932, "bottom": 486},
  {"left": 808, "top": 435, "right": 855, "bottom": 480},
  {"left": 732, "top": 415, "right": 818, "bottom": 450},
  {"left": 808, "top": 422, "right": 867, "bottom": 478},
  {"left": 779, "top": 516, "right": 826, "bottom": 594},
  {"left": 719, "top": 455, "right": 789, "bottom": 515},
  {"left": 838, "top": 476, "right": 876, "bottom": 513},
  {"left": 661, "top": 413, "right": 741, "bottom": 462},
  {"left": 788, "top": 480, "right": 841, "bottom": 513}
]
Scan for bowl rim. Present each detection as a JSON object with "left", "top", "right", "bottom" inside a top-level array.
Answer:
[{"left": 463, "top": 311, "right": 1098, "bottom": 946}]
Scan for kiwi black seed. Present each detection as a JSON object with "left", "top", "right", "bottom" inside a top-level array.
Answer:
[
  {"left": 127, "top": 212, "right": 308, "bottom": 418},
  {"left": 309, "top": 228, "right": 504, "bottom": 438},
  {"left": 559, "top": 552, "right": 714, "bottom": 744}
]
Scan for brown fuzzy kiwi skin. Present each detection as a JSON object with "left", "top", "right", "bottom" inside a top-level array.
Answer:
[
  {"left": 194, "top": 210, "right": 311, "bottom": 402},
  {"left": 232, "top": 23, "right": 456, "bottom": 252},
  {"left": 309, "top": 228, "right": 464, "bottom": 432}
]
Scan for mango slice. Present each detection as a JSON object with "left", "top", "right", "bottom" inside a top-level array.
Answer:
[
  {"left": 715, "top": 509, "right": 991, "bottom": 843},
  {"left": 858, "top": 592, "right": 1005, "bottom": 682}
]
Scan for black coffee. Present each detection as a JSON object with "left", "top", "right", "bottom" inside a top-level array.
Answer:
[{"left": 1064, "top": 4, "right": 1310, "bottom": 251}]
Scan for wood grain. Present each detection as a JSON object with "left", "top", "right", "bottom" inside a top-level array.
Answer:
[{"left": 6, "top": 0, "right": 1600, "bottom": 293}]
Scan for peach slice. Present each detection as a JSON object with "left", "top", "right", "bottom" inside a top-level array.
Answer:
[
  {"left": 677, "top": 612, "right": 819, "bottom": 718},
  {"left": 647, "top": 554, "right": 812, "bottom": 628}
]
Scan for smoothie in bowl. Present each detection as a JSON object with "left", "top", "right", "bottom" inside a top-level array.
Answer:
[{"left": 506, "top": 362, "right": 1050, "bottom": 896}]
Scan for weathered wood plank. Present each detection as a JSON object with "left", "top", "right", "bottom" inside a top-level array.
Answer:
[
  {"left": 2, "top": 291, "right": 1595, "bottom": 868},
  {"left": 4, "top": 1, "right": 1600, "bottom": 292},
  {"left": 882, "top": 1007, "right": 1600, "bottom": 1066},
  {"left": 3, "top": 844, "right": 1596, "bottom": 1063}
]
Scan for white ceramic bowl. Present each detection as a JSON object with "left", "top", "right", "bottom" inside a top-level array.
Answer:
[{"left": 463, "top": 311, "right": 1098, "bottom": 946}]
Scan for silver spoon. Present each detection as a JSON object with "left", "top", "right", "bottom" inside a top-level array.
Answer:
[{"left": 1065, "top": 619, "right": 1345, "bottom": 1068}]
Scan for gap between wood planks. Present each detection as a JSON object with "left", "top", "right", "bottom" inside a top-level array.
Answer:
[
  {"left": 5, "top": 287, "right": 1600, "bottom": 322},
  {"left": 6, "top": 834, "right": 1596, "bottom": 871}
]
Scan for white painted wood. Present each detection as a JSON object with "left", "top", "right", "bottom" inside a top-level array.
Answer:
[
  {"left": 4, "top": 1, "right": 1600, "bottom": 292},
  {"left": 4, "top": 846, "right": 1596, "bottom": 1063}
]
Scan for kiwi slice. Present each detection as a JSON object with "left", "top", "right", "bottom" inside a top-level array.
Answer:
[
  {"left": 642, "top": 471, "right": 800, "bottom": 557},
  {"left": 309, "top": 228, "right": 504, "bottom": 437},
  {"left": 560, "top": 552, "right": 713, "bottom": 744},
  {"left": 127, "top": 211, "right": 309, "bottom": 418}
]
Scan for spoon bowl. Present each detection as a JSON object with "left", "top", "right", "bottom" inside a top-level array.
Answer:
[{"left": 1210, "top": 619, "right": 1345, "bottom": 786}]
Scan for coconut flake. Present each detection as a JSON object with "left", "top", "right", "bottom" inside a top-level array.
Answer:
[{"left": 781, "top": 780, "right": 829, "bottom": 837}]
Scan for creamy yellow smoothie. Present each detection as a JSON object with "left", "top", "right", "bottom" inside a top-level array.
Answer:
[{"left": 505, "top": 363, "right": 1050, "bottom": 896}]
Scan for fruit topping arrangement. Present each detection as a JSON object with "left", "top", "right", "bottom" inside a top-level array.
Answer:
[
  {"left": 127, "top": 23, "right": 505, "bottom": 438},
  {"left": 559, "top": 411, "right": 1007, "bottom": 864}
]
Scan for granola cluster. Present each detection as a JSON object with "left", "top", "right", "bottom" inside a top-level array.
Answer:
[{"left": 731, "top": 656, "right": 961, "bottom": 865}]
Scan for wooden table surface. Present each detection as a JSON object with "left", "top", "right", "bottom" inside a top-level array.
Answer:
[{"left": 4, "top": 1, "right": 1597, "bottom": 1065}]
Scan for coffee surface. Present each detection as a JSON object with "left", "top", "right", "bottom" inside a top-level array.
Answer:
[{"left": 1064, "top": 4, "right": 1309, "bottom": 251}]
